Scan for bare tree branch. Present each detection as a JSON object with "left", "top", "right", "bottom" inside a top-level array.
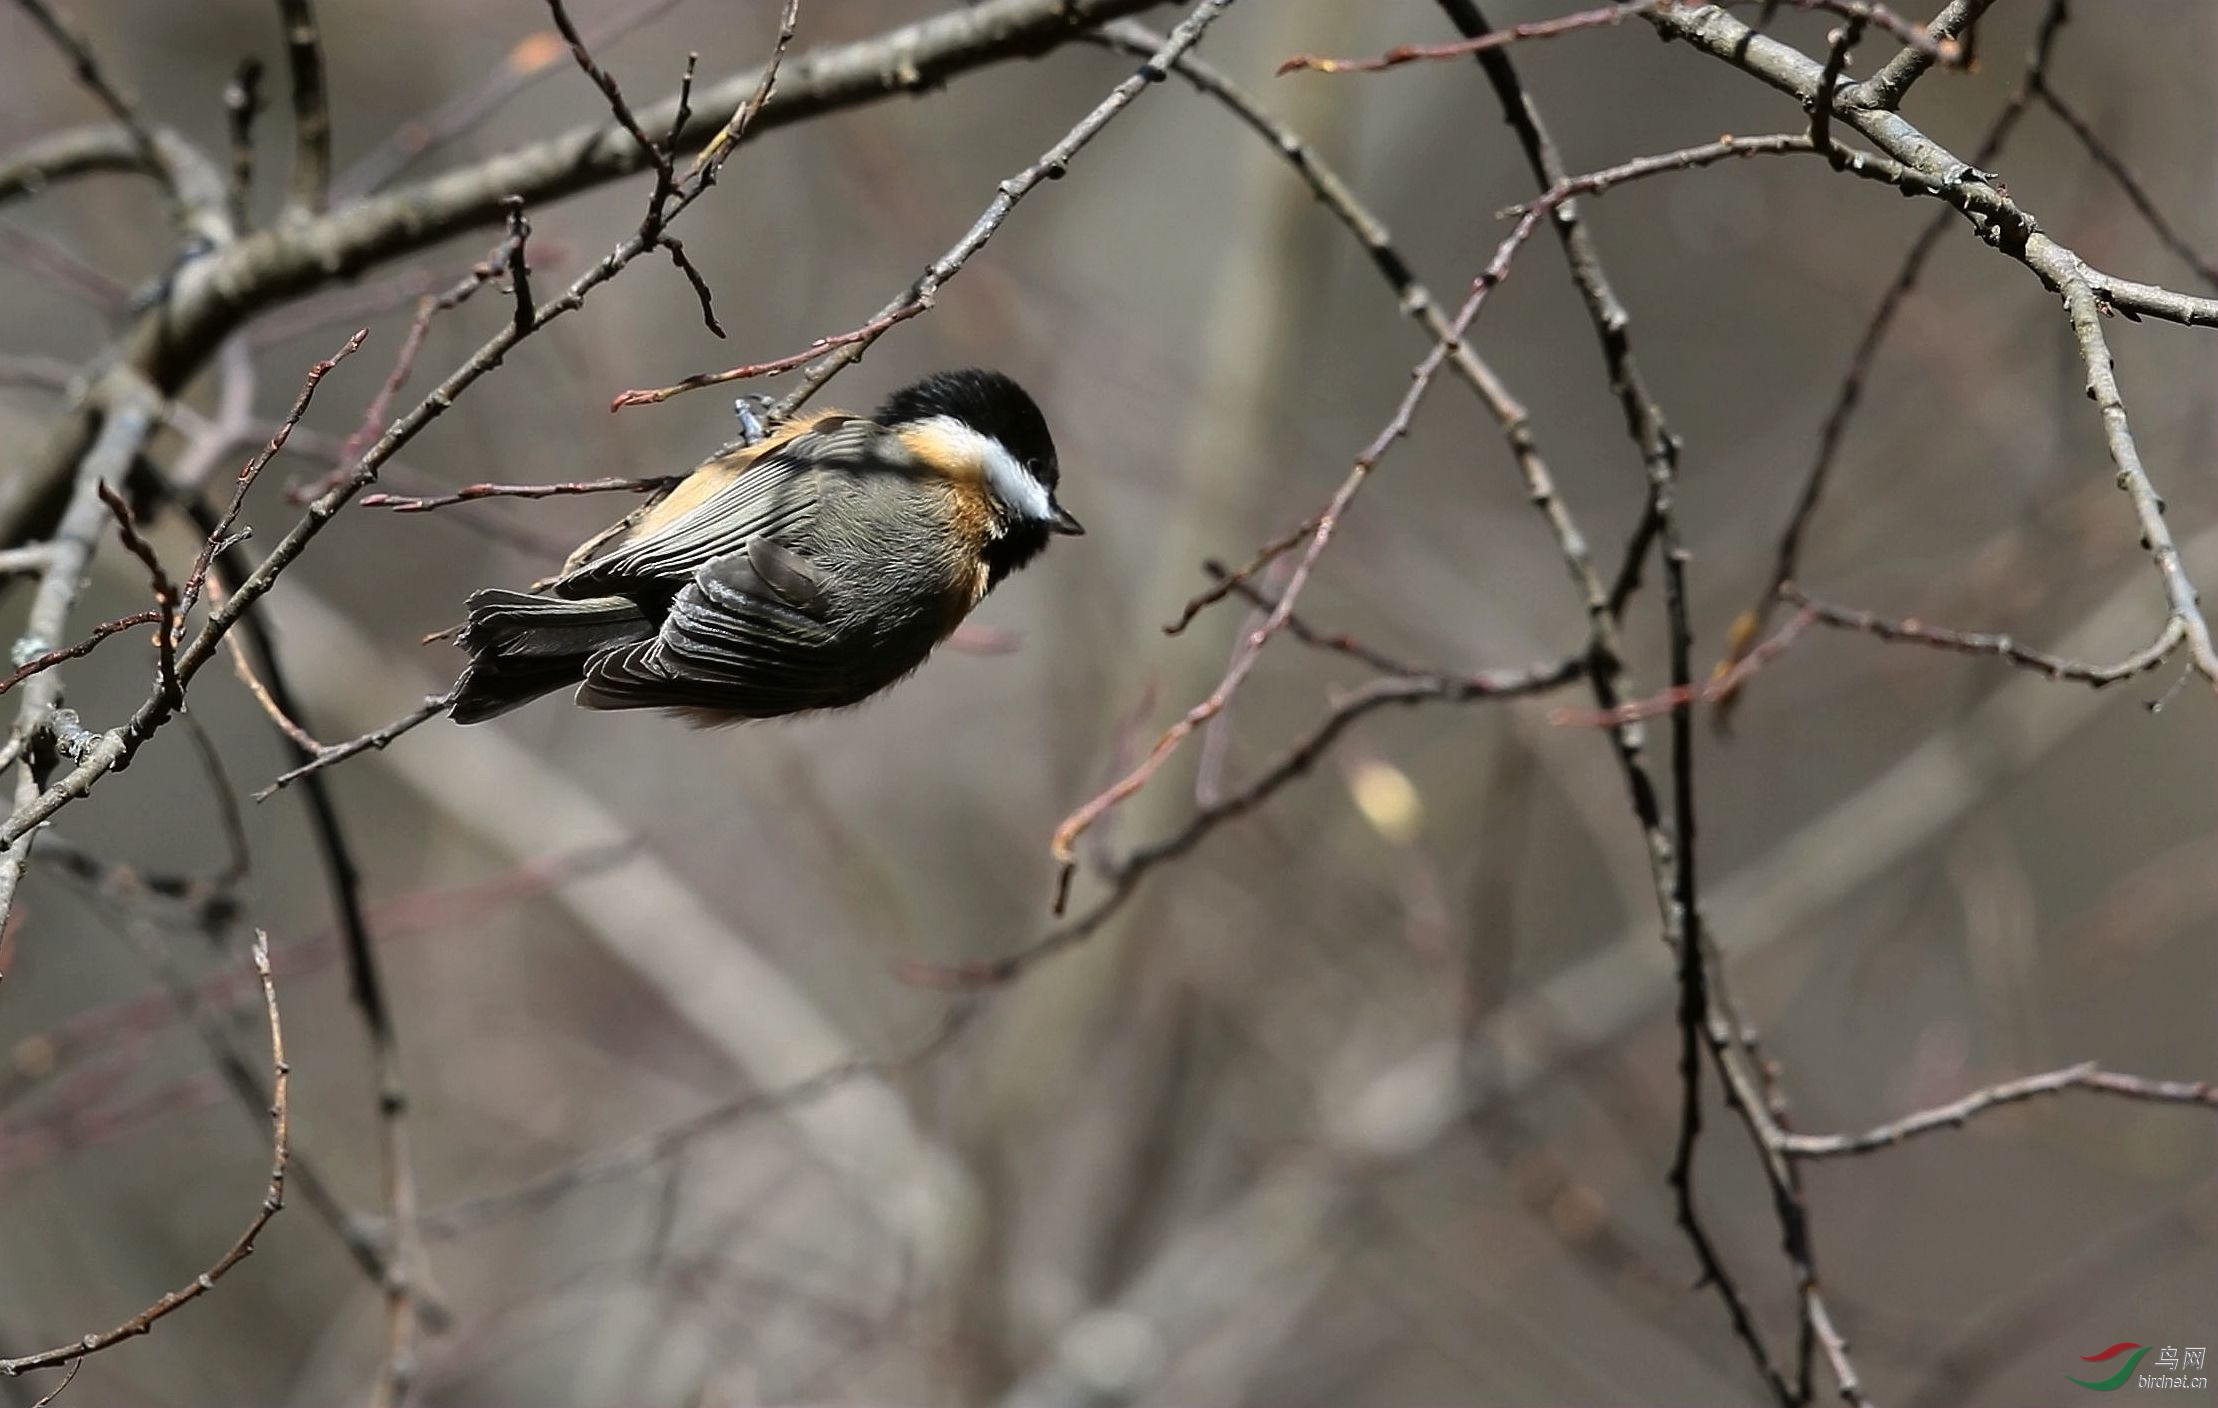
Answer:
[
  {"left": 1781, "top": 1063, "right": 2217, "bottom": 1158},
  {"left": 0, "top": 930, "right": 287, "bottom": 1380},
  {"left": 612, "top": 0, "right": 1239, "bottom": 413}
]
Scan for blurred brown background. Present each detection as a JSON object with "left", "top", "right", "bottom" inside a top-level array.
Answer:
[{"left": 0, "top": 1, "right": 2211, "bottom": 1404}]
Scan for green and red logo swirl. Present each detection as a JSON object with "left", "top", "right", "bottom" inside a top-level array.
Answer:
[{"left": 2069, "top": 1342, "right": 2152, "bottom": 1391}]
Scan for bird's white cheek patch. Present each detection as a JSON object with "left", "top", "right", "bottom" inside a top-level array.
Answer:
[{"left": 916, "top": 416, "right": 1053, "bottom": 524}]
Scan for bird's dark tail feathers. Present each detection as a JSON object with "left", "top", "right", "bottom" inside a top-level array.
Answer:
[{"left": 450, "top": 589, "right": 654, "bottom": 724}]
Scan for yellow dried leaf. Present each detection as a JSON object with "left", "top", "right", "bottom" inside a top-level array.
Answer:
[{"left": 1349, "top": 758, "right": 1423, "bottom": 845}]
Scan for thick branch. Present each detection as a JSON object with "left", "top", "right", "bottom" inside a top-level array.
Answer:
[{"left": 167, "top": 0, "right": 1168, "bottom": 326}]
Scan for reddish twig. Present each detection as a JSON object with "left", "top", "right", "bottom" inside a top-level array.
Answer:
[
  {"left": 214, "top": 596, "right": 324, "bottom": 754},
  {"left": 1550, "top": 607, "right": 1819, "bottom": 728},
  {"left": 1162, "top": 515, "right": 1322, "bottom": 635},
  {"left": 0, "top": 610, "right": 162, "bottom": 699},
  {"left": 94, "top": 483, "right": 181, "bottom": 707},
  {"left": 611, "top": 308, "right": 911, "bottom": 407},
  {"left": 180, "top": 329, "right": 368, "bottom": 623},
  {"left": 1203, "top": 564, "right": 1457, "bottom": 681},
  {"left": 1278, "top": 1, "right": 1654, "bottom": 76},
  {"left": 360, "top": 476, "right": 680, "bottom": 514},
  {"left": 291, "top": 224, "right": 526, "bottom": 505}
]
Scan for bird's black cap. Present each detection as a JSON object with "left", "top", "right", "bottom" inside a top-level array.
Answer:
[{"left": 875, "top": 368, "right": 1061, "bottom": 492}]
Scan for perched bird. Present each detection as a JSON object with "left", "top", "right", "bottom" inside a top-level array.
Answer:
[{"left": 449, "top": 368, "right": 1081, "bottom": 724}]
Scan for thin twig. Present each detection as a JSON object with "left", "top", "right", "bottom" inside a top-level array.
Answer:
[
  {"left": 1439, "top": 2, "right": 1798, "bottom": 1398},
  {"left": 1050, "top": 267, "right": 1500, "bottom": 866},
  {"left": 1161, "top": 514, "right": 1321, "bottom": 635},
  {"left": 545, "top": 0, "right": 668, "bottom": 177},
  {"left": 1277, "top": 0, "right": 1949, "bottom": 79},
  {"left": 1791, "top": 591, "right": 2185, "bottom": 688},
  {"left": 0, "top": 611, "right": 162, "bottom": 700},
  {"left": 93, "top": 483, "right": 180, "bottom": 708},
  {"left": 255, "top": 690, "right": 460, "bottom": 800},
  {"left": 657, "top": 57, "right": 724, "bottom": 338},
  {"left": 1810, "top": 17, "right": 1866, "bottom": 168},
  {"left": 1052, "top": 132, "right": 1812, "bottom": 860},
  {"left": 502, "top": 200, "right": 535, "bottom": 335},
  {"left": 1718, "top": 0, "right": 2070, "bottom": 716},
  {"left": 1203, "top": 566, "right": 1450, "bottom": 681},
  {"left": 689, "top": 0, "right": 799, "bottom": 177},
  {"left": 333, "top": 0, "right": 691, "bottom": 199},
  {"left": 180, "top": 330, "right": 366, "bottom": 627},
  {"left": 293, "top": 223, "right": 523, "bottom": 505},
  {"left": 359, "top": 476, "right": 679, "bottom": 513},
  {"left": 1551, "top": 608, "right": 1820, "bottom": 727},
  {"left": 1276, "top": 1, "right": 1652, "bottom": 76},
  {"left": 0, "top": 223, "right": 127, "bottom": 313},
  {"left": 0, "top": 930, "right": 286, "bottom": 1378},
  {"left": 2035, "top": 81, "right": 2218, "bottom": 292},
  {"left": 413, "top": 1005, "right": 975, "bottom": 1240},
  {"left": 612, "top": 0, "right": 1234, "bottom": 413},
  {"left": 11, "top": 0, "right": 171, "bottom": 196},
  {"left": 910, "top": 654, "right": 1585, "bottom": 987},
  {"left": 1781, "top": 1063, "right": 2216, "bottom": 1157},
  {"left": 545, "top": 0, "right": 791, "bottom": 343}
]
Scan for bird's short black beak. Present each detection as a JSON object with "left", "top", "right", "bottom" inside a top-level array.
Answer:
[{"left": 1048, "top": 502, "right": 1086, "bottom": 536}]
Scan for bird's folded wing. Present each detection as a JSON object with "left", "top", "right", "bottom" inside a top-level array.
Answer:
[
  {"left": 577, "top": 557, "right": 861, "bottom": 714},
  {"left": 554, "top": 417, "right": 885, "bottom": 595}
]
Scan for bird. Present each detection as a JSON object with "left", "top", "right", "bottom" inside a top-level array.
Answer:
[{"left": 448, "top": 368, "right": 1081, "bottom": 725}]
